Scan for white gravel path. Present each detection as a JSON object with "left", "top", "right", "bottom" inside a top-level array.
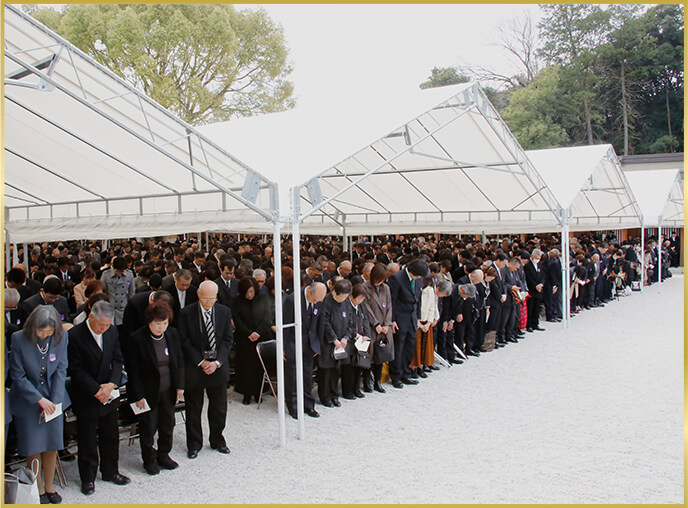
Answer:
[{"left": 56, "top": 272, "right": 684, "bottom": 504}]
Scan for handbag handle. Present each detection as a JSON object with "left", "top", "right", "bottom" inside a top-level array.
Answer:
[{"left": 30, "top": 458, "right": 40, "bottom": 477}]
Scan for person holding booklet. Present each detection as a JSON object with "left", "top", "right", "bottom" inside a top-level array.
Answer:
[
  {"left": 9, "top": 305, "right": 70, "bottom": 504},
  {"left": 125, "top": 301, "right": 185, "bottom": 475}
]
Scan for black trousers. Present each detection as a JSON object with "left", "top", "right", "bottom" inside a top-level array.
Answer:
[
  {"left": 473, "top": 310, "right": 486, "bottom": 349},
  {"left": 371, "top": 363, "right": 383, "bottom": 382},
  {"left": 527, "top": 293, "right": 543, "bottom": 328},
  {"left": 389, "top": 325, "right": 417, "bottom": 382},
  {"left": 285, "top": 352, "right": 315, "bottom": 414},
  {"left": 317, "top": 366, "right": 340, "bottom": 403},
  {"left": 76, "top": 410, "right": 119, "bottom": 484},
  {"left": 435, "top": 326, "right": 452, "bottom": 362},
  {"left": 138, "top": 389, "right": 176, "bottom": 466},
  {"left": 184, "top": 384, "right": 227, "bottom": 452},
  {"left": 498, "top": 301, "right": 512, "bottom": 341},
  {"left": 341, "top": 364, "right": 362, "bottom": 397}
]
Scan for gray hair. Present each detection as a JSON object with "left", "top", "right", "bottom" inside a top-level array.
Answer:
[
  {"left": 436, "top": 281, "right": 452, "bottom": 295},
  {"left": 23, "top": 305, "right": 64, "bottom": 345},
  {"left": 90, "top": 300, "right": 115, "bottom": 322},
  {"left": 459, "top": 283, "right": 477, "bottom": 298},
  {"left": 532, "top": 248, "right": 543, "bottom": 259},
  {"left": 5, "top": 287, "right": 20, "bottom": 306},
  {"left": 253, "top": 268, "right": 267, "bottom": 279}
]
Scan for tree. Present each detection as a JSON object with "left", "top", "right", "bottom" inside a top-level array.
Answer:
[
  {"left": 419, "top": 67, "right": 470, "bottom": 89},
  {"left": 30, "top": 4, "right": 295, "bottom": 125},
  {"left": 538, "top": 4, "right": 611, "bottom": 145},
  {"left": 501, "top": 66, "right": 574, "bottom": 149}
]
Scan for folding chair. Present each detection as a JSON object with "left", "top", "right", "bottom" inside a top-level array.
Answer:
[{"left": 255, "top": 339, "right": 278, "bottom": 409}]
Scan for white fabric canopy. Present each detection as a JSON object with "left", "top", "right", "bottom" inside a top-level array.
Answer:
[
  {"left": 624, "top": 169, "right": 684, "bottom": 227},
  {"left": 275, "top": 82, "right": 564, "bottom": 235},
  {"left": 526, "top": 145, "right": 643, "bottom": 231},
  {"left": 4, "top": 5, "right": 278, "bottom": 243}
]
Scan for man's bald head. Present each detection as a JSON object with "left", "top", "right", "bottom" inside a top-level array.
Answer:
[
  {"left": 306, "top": 282, "right": 327, "bottom": 304},
  {"left": 198, "top": 280, "right": 219, "bottom": 310}
]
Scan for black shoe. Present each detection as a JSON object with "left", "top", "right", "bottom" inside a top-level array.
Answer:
[
  {"left": 494, "top": 343, "right": 505, "bottom": 348},
  {"left": 410, "top": 370, "right": 419, "bottom": 379},
  {"left": 289, "top": 411, "right": 298, "bottom": 419},
  {"left": 212, "top": 444, "right": 231, "bottom": 454},
  {"left": 46, "top": 491, "right": 62, "bottom": 504},
  {"left": 321, "top": 400, "right": 335, "bottom": 408},
  {"left": 102, "top": 473, "right": 130, "bottom": 485},
  {"left": 429, "top": 365, "right": 440, "bottom": 371},
  {"left": 466, "top": 349, "right": 480, "bottom": 356},
  {"left": 81, "top": 483, "right": 95, "bottom": 496},
  {"left": 450, "top": 358, "right": 464, "bottom": 364},
  {"left": 242, "top": 394, "right": 251, "bottom": 405},
  {"left": 401, "top": 377, "right": 419, "bottom": 385},
  {"left": 332, "top": 399, "right": 341, "bottom": 407},
  {"left": 342, "top": 394, "right": 356, "bottom": 400},
  {"left": 187, "top": 449, "right": 200, "bottom": 459},
  {"left": 58, "top": 449, "right": 75, "bottom": 462},
  {"left": 516, "top": 332, "right": 526, "bottom": 337},
  {"left": 353, "top": 390, "right": 365, "bottom": 398},
  {"left": 144, "top": 462, "right": 160, "bottom": 475},
  {"left": 40, "top": 493, "right": 50, "bottom": 504},
  {"left": 392, "top": 380, "right": 404, "bottom": 389},
  {"left": 417, "top": 369, "right": 428, "bottom": 378},
  {"left": 157, "top": 455, "right": 178, "bottom": 470},
  {"left": 526, "top": 327, "right": 534, "bottom": 333},
  {"left": 534, "top": 326, "right": 545, "bottom": 331},
  {"left": 374, "top": 381, "right": 387, "bottom": 393},
  {"left": 306, "top": 408, "right": 320, "bottom": 418},
  {"left": 362, "top": 383, "right": 373, "bottom": 393},
  {"left": 506, "top": 337, "right": 518, "bottom": 343}
]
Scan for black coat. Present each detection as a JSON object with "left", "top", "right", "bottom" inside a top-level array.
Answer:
[
  {"left": 125, "top": 325, "right": 185, "bottom": 407},
  {"left": 282, "top": 291, "right": 322, "bottom": 361},
  {"left": 163, "top": 283, "right": 198, "bottom": 327},
  {"left": 524, "top": 261, "right": 544, "bottom": 296},
  {"left": 20, "top": 293, "right": 72, "bottom": 323},
  {"left": 387, "top": 269, "right": 421, "bottom": 332},
  {"left": 178, "top": 302, "right": 233, "bottom": 389},
  {"left": 317, "top": 293, "right": 355, "bottom": 369},
  {"left": 67, "top": 321, "right": 123, "bottom": 418},
  {"left": 215, "top": 277, "right": 239, "bottom": 308}
]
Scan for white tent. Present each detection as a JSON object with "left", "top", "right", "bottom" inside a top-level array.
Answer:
[
  {"left": 3, "top": 5, "right": 290, "bottom": 446},
  {"left": 4, "top": 4, "right": 279, "bottom": 244}
]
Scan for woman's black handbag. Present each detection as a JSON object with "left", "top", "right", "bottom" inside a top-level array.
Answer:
[
  {"left": 355, "top": 348, "right": 372, "bottom": 369},
  {"left": 373, "top": 334, "right": 394, "bottom": 363}
]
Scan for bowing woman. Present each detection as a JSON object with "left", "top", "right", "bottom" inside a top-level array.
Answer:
[
  {"left": 317, "top": 279, "right": 354, "bottom": 408},
  {"left": 10, "top": 305, "right": 70, "bottom": 504},
  {"left": 232, "top": 277, "right": 274, "bottom": 405},
  {"left": 483, "top": 266, "right": 502, "bottom": 351},
  {"left": 126, "top": 301, "right": 184, "bottom": 476},
  {"left": 362, "top": 263, "right": 394, "bottom": 393},
  {"left": 341, "top": 283, "right": 372, "bottom": 400}
]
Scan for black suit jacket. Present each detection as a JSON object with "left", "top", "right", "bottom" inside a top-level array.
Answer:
[
  {"left": 282, "top": 291, "right": 322, "bottom": 361},
  {"left": 318, "top": 293, "right": 355, "bottom": 369},
  {"left": 163, "top": 283, "right": 198, "bottom": 326},
  {"left": 125, "top": 325, "right": 185, "bottom": 407},
  {"left": 122, "top": 291, "right": 153, "bottom": 335},
  {"left": 20, "top": 293, "right": 72, "bottom": 323},
  {"left": 387, "top": 269, "right": 421, "bottom": 331},
  {"left": 524, "top": 261, "right": 544, "bottom": 296},
  {"left": 214, "top": 277, "right": 239, "bottom": 308},
  {"left": 67, "top": 321, "right": 123, "bottom": 418},
  {"left": 178, "top": 302, "right": 233, "bottom": 389}
]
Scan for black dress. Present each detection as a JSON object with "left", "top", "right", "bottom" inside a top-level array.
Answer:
[{"left": 231, "top": 294, "right": 274, "bottom": 399}]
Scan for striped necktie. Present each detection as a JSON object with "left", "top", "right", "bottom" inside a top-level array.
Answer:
[{"left": 204, "top": 309, "right": 216, "bottom": 350}]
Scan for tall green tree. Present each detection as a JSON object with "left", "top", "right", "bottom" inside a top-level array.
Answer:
[
  {"left": 30, "top": 4, "right": 295, "bottom": 125},
  {"left": 419, "top": 67, "right": 470, "bottom": 89},
  {"left": 538, "top": 4, "right": 611, "bottom": 145}
]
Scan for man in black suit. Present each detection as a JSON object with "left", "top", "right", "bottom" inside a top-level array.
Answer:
[
  {"left": 283, "top": 282, "right": 327, "bottom": 419},
  {"left": 163, "top": 269, "right": 197, "bottom": 326},
  {"left": 495, "top": 254, "right": 514, "bottom": 344},
  {"left": 214, "top": 259, "right": 239, "bottom": 308},
  {"left": 68, "top": 301, "right": 130, "bottom": 496},
  {"left": 523, "top": 249, "right": 545, "bottom": 332},
  {"left": 20, "top": 277, "right": 71, "bottom": 323},
  {"left": 178, "top": 280, "right": 233, "bottom": 458},
  {"left": 386, "top": 259, "right": 428, "bottom": 388}
]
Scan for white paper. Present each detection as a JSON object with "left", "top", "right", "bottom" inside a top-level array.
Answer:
[
  {"left": 104, "top": 388, "right": 120, "bottom": 405},
  {"left": 130, "top": 399, "right": 151, "bottom": 415},
  {"left": 355, "top": 336, "right": 370, "bottom": 352},
  {"left": 43, "top": 403, "right": 62, "bottom": 423},
  {"left": 334, "top": 344, "right": 346, "bottom": 355}
]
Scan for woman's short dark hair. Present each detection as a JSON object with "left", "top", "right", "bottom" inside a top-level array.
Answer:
[
  {"left": 85, "top": 292, "right": 110, "bottom": 312},
  {"left": 238, "top": 277, "right": 259, "bottom": 299},
  {"left": 144, "top": 301, "right": 173, "bottom": 323},
  {"left": 351, "top": 283, "right": 366, "bottom": 299},
  {"left": 370, "top": 263, "right": 387, "bottom": 285},
  {"left": 84, "top": 280, "right": 106, "bottom": 299},
  {"left": 333, "top": 279, "right": 352, "bottom": 296}
]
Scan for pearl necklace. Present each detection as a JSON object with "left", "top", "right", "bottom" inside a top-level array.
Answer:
[
  {"left": 36, "top": 341, "right": 50, "bottom": 355},
  {"left": 151, "top": 333, "right": 165, "bottom": 342}
]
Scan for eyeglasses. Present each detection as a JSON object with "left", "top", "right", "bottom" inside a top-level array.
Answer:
[{"left": 199, "top": 297, "right": 217, "bottom": 302}]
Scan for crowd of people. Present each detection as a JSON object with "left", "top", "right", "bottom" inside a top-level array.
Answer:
[{"left": 3, "top": 229, "right": 681, "bottom": 502}]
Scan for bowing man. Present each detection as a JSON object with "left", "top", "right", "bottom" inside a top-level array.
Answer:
[{"left": 178, "top": 280, "right": 233, "bottom": 458}]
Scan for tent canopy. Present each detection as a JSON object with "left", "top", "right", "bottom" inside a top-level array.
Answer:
[
  {"left": 4, "top": 5, "right": 278, "bottom": 243},
  {"left": 526, "top": 145, "right": 643, "bottom": 231},
  {"left": 624, "top": 169, "right": 684, "bottom": 227},
  {"left": 270, "top": 82, "right": 564, "bottom": 235}
]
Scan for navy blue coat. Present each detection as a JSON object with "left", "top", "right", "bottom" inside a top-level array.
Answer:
[
  {"left": 282, "top": 291, "right": 322, "bottom": 361},
  {"left": 10, "top": 329, "right": 70, "bottom": 419}
]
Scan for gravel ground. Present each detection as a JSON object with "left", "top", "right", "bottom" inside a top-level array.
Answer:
[{"left": 55, "top": 271, "right": 684, "bottom": 504}]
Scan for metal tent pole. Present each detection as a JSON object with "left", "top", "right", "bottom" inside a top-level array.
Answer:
[
  {"left": 657, "top": 227, "right": 663, "bottom": 284},
  {"left": 291, "top": 188, "right": 305, "bottom": 439},
  {"left": 342, "top": 229, "right": 348, "bottom": 253},
  {"left": 561, "top": 224, "right": 567, "bottom": 328},
  {"left": 640, "top": 225, "right": 645, "bottom": 290},
  {"left": 4, "top": 232, "right": 11, "bottom": 273},
  {"left": 272, "top": 220, "right": 286, "bottom": 447},
  {"left": 23, "top": 243, "right": 29, "bottom": 269}
]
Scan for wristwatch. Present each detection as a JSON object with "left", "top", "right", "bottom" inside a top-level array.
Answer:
[{"left": 215, "top": 360, "right": 222, "bottom": 368}]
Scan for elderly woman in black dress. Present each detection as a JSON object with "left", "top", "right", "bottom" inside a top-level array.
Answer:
[
  {"left": 126, "top": 301, "right": 184, "bottom": 475},
  {"left": 10, "top": 305, "right": 70, "bottom": 504},
  {"left": 232, "top": 277, "right": 274, "bottom": 405}
]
